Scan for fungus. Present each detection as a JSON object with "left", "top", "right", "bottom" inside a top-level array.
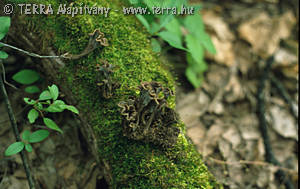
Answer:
[
  {"left": 95, "top": 60, "right": 119, "bottom": 99},
  {"left": 118, "top": 81, "right": 180, "bottom": 148},
  {"left": 63, "top": 29, "right": 108, "bottom": 60}
]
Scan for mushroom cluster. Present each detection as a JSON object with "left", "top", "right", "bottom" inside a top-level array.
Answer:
[
  {"left": 95, "top": 60, "right": 119, "bottom": 99},
  {"left": 118, "top": 81, "right": 180, "bottom": 148}
]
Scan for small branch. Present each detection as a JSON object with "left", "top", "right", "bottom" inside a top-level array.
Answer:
[
  {"left": 0, "top": 62, "right": 18, "bottom": 89},
  {"left": 270, "top": 73, "right": 298, "bottom": 122},
  {"left": 0, "top": 60, "right": 36, "bottom": 189},
  {"left": 207, "top": 157, "right": 298, "bottom": 176},
  {"left": 0, "top": 28, "right": 108, "bottom": 61},
  {"left": 0, "top": 42, "right": 63, "bottom": 59},
  {"left": 257, "top": 56, "right": 295, "bottom": 189}
]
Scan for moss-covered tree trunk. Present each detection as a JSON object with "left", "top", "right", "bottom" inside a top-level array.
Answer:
[{"left": 3, "top": 0, "right": 220, "bottom": 188}]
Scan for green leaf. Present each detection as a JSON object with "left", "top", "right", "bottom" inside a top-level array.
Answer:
[
  {"left": 45, "top": 105, "right": 63, "bottom": 113},
  {"left": 144, "top": 0, "right": 174, "bottom": 8},
  {"left": 0, "top": 51, "right": 8, "bottom": 59},
  {"left": 183, "top": 14, "right": 205, "bottom": 36},
  {"left": 4, "top": 142, "right": 25, "bottom": 156},
  {"left": 43, "top": 118, "right": 63, "bottom": 133},
  {"left": 199, "top": 33, "right": 216, "bottom": 54},
  {"left": 39, "top": 90, "right": 52, "bottom": 101},
  {"left": 48, "top": 84, "right": 59, "bottom": 100},
  {"left": 25, "top": 85, "right": 40, "bottom": 94},
  {"left": 185, "top": 34, "right": 204, "bottom": 63},
  {"left": 22, "top": 130, "right": 31, "bottom": 142},
  {"left": 151, "top": 14, "right": 174, "bottom": 34},
  {"left": 190, "top": 4, "right": 202, "bottom": 13},
  {"left": 24, "top": 98, "right": 36, "bottom": 105},
  {"left": 45, "top": 100, "right": 65, "bottom": 113},
  {"left": 165, "top": 19, "right": 182, "bottom": 38},
  {"left": 28, "top": 109, "right": 39, "bottom": 124},
  {"left": 29, "top": 129, "right": 50, "bottom": 143},
  {"left": 143, "top": 0, "right": 161, "bottom": 8},
  {"left": 12, "top": 69, "right": 40, "bottom": 85},
  {"left": 136, "top": 15, "right": 150, "bottom": 32},
  {"left": 54, "top": 100, "right": 65, "bottom": 105},
  {"left": 151, "top": 38, "right": 161, "bottom": 52},
  {"left": 149, "top": 22, "right": 160, "bottom": 34},
  {"left": 35, "top": 102, "right": 44, "bottom": 110},
  {"left": 25, "top": 144, "right": 33, "bottom": 152},
  {"left": 186, "top": 53, "right": 207, "bottom": 73},
  {"left": 174, "top": 0, "right": 188, "bottom": 10},
  {"left": 129, "top": 0, "right": 139, "bottom": 4},
  {"left": 59, "top": 105, "right": 79, "bottom": 114},
  {"left": 183, "top": 14, "right": 216, "bottom": 54},
  {"left": 0, "top": 17, "right": 11, "bottom": 40},
  {"left": 185, "top": 66, "right": 203, "bottom": 88},
  {"left": 158, "top": 31, "right": 186, "bottom": 50}
]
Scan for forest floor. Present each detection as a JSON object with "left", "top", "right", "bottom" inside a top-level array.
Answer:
[
  {"left": 175, "top": 0, "right": 298, "bottom": 188},
  {"left": 0, "top": 0, "right": 298, "bottom": 189}
]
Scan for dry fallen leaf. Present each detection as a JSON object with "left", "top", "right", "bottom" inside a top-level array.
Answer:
[
  {"left": 238, "top": 114, "right": 260, "bottom": 140},
  {"left": 187, "top": 124, "right": 206, "bottom": 146},
  {"left": 281, "top": 64, "right": 299, "bottom": 79},
  {"left": 274, "top": 48, "right": 298, "bottom": 67},
  {"left": 238, "top": 11, "right": 296, "bottom": 58},
  {"left": 202, "top": 123, "right": 225, "bottom": 157},
  {"left": 224, "top": 75, "right": 245, "bottom": 103},
  {"left": 63, "top": 162, "right": 77, "bottom": 180},
  {"left": 209, "top": 36, "right": 236, "bottom": 67},
  {"left": 274, "top": 48, "right": 298, "bottom": 79},
  {"left": 269, "top": 105, "right": 298, "bottom": 140},
  {"left": 256, "top": 166, "right": 277, "bottom": 188},
  {"left": 202, "top": 10, "right": 235, "bottom": 41},
  {"left": 202, "top": 10, "right": 236, "bottom": 66},
  {"left": 222, "top": 127, "right": 242, "bottom": 150},
  {"left": 37, "top": 162, "right": 58, "bottom": 189},
  {"left": 218, "top": 138, "right": 244, "bottom": 185},
  {"left": 2, "top": 176, "right": 29, "bottom": 189}
]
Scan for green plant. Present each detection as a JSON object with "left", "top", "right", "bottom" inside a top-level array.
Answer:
[
  {"left": 5, "top": 84, "right": 79, "bottom": 156},
  {"left": 129, "top": 0, "right": 216, "bottom": 88},
  {"left": 0, "top": 16, "right": 79, "bottom": 156},
  {"left": 0, "top": 16, "right": 81, "bottom": 188},
  {"left": 12, "top": 69, "right": 41, "bottom": 94},
  {"left": 0, "top": 16, "right": 41, "bottom": 94},
  {"left": 0, "top": 17, "right": 10, "bottom": 58}
]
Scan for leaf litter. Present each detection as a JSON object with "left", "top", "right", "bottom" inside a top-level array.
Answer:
[{"left": 176, "top": 0, "right": 298, "bottom": 188}]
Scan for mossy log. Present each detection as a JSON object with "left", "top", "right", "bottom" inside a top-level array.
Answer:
[{"left": 3, "top": 0, "right": 220, "bottom": 188}]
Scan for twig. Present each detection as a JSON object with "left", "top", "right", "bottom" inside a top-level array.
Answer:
[
  {"left": 257, "top": 56, "right": 294, "bottom": 189},
  {"left": 0, "top": 42, "right": 63, "bottom": 59},
  {"left": 0, "top": 28, "right": 107, "bottom": 61},
  {"left": 0, "top": 62, "right": 18, "bottom": 89},
  {"left": 207, "top": 157, "right": 298, "bottom": 176},
  {"left": 0, "top": 60, "right": 36, "bottom": 189},
  {"left": 0, "top": 104, "right": 29, "bottom": 124},
  {"left": 270, "top": 73, "right": 298, "bottom": 122}
]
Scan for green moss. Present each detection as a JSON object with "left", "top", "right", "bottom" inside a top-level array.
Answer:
[{"left": 11, "top": 0, "right": 220, "bottom": 188}]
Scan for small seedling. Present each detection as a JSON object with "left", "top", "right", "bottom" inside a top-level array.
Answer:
[
  {"left": 4, "top": 84, "right": 79, "bottom": 156},
  {"left": 0, "top": 16, "right": 79, "bottom": 156}
]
